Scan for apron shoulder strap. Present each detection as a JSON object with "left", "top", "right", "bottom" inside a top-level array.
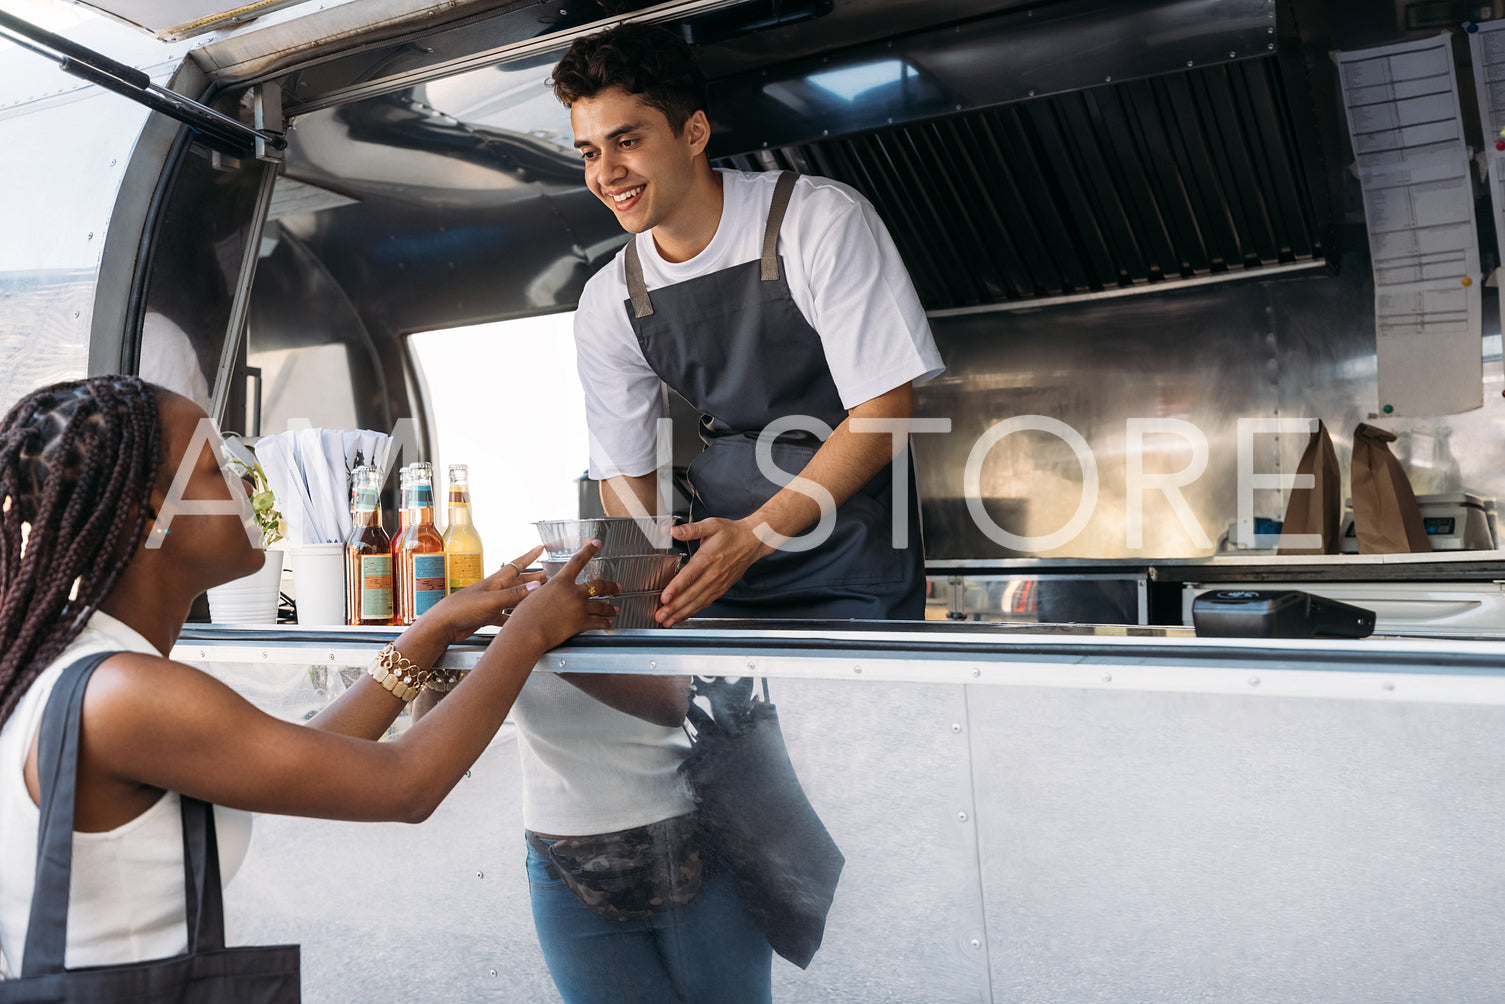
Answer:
[
  {"left": 624, "top": 236, "right": 655, "bottom": 319},
  {"left": 761, "top": 171, "right": 799, "bottom": 282},
  {"left": 626, "top": 170, "right": 799, "bottom": 314}
]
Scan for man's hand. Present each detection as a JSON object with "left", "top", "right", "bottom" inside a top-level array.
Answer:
[
  {"left": 653, "top": 382, "right": 917, "bottom": 625},
  {"left": 656, "top": 517, "right": 774, "bottom": 626}
]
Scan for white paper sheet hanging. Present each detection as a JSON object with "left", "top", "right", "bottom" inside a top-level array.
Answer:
[
  {"left": 1469, "top": 20, "right": 1505, "bottom": 367},
  {"left": 1337, "top": 33, "right": 1483, "bottom": 417}
]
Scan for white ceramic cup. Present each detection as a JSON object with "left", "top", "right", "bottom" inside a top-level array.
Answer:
[{"left": 289, "top": 543, "right": 346, "bottom": 626}]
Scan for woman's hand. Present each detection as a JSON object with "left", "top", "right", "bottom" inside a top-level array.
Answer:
[
  {"left": 413, "top": 546, "right": 547, "bottom": 648},
  {"left": 498, "top": 540, "right": 620, "bottom": 651}
]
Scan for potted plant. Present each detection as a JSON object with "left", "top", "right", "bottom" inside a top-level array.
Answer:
[{"left": 205, "top": 437, "right": 287, "bottom": 625}]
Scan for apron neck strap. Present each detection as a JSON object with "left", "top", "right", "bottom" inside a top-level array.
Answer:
[
  {"left": 624, "top": 237, "right": 655, "bottom": 319},
  {"left": 623, "top": 170, "right": 801, "bottom": 318},
  {"left": 761, "top": 171, "right": 799, "bottom": 282}
]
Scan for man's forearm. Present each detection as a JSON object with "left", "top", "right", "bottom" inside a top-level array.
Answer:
[{"left": 749, "top": 382, "right": 914, "bottom": 540}]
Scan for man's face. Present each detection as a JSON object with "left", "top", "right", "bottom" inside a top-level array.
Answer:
[{"left": 571, "top": 86, "right": 707, "bottom": 235}]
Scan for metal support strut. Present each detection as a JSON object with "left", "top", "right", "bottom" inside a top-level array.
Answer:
[{"left": 0, "top": 9, "right": 285, "bottom": 159}]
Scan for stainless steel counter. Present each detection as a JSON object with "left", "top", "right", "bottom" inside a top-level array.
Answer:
[
  {"left": 176, "top": 619, "right": 1505, "bottom": 703},
  {"left": 180, "top": 621, "right": 1505, "bottom": 1002}
]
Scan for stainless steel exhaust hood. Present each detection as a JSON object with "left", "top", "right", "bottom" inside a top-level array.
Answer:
[
  {"left": 706, "top": 0, "right": 1332, "bottom": 310},
  {"left": 716, "top": 55, "right": 1328, "bottom": 310}
]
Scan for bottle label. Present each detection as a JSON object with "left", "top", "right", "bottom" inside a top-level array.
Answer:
[
  {"left": 360, "top": 554, "right": 394, "bottom": 619},
  {"left": 447, "top": 552, "right": 484, "bottom": 591},
  {"left": 413, "top": 554, "right": 447, "bottom": 614},
  {"left": 413, "top": 486, "right": 433, "bottom": 508}
]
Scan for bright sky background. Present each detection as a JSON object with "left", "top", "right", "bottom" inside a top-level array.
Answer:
[
  {"left": 409, "top": 312, "right": 589, "bottom": 568},
  {"left": 1, "top": 0, "right": 90, "bottom": 30}
]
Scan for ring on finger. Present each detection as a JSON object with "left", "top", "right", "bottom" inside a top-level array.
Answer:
[
  {"left": 504, "top": 561, "right": 522, "bottom": 575},
  {"left": 585, "top": 583, "right": 600, "bottom": 598}
]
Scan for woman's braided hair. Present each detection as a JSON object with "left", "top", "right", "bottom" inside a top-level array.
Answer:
[{"left": 0, "top": 376, "right": 162, "bottom": 727}]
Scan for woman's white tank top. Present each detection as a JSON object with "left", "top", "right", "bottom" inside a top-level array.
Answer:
[{"left": 0, "top": 611, "right": 252, "bottom": 977}]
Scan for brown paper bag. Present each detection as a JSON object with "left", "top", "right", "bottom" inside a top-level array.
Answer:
[
  {"left": 1350, "top": 423, "right": 1432, "bottom": 554},
  {"left": 1278, "top": 420, "right": 1341, "bottom": 555}
]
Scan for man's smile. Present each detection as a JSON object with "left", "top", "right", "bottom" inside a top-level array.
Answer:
[{"left": 606, "top": 184, "right": 645, "bottom": 211}]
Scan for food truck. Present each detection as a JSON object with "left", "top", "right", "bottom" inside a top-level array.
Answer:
[{"left": 3, "top": 0, "right": 1505, "bottom": 999}]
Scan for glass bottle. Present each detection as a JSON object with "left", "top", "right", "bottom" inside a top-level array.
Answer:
[
  {"left": 397, "top": 462, "right": 446, "bottom": 623},
  {"left": 443, "top": 464, "right": 485, "bottom": 593},
  {"left": 391, "top": 465, "right": 414, "bottom": 625},
  {"left": 344, "top": 463, "right": 369, "bottom": 550},
  {"left": 346, "top": 466, "right": 393, "bottom": 626}
]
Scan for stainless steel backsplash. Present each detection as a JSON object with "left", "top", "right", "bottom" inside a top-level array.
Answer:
[{"left": 914, "top": 241, "right": 1505, "bottom": 560}]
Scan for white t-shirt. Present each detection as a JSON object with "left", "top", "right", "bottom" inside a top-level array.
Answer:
[
  {"left": 0, "top": 612, "right": 252, "bottom": 977},
  {"left": 138, "top": 312, "right": 212, "bottom": 411},
  {"left": 575, "top": 169, "right": 945, "bottom": 480},
  {"left": 511, "top": 672, "right": 693, "bottom": 836}
]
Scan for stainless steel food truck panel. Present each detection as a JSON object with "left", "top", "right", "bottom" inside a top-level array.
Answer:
[{"left": 183, "top": 625, "right": 1505, "bottom": 1002}]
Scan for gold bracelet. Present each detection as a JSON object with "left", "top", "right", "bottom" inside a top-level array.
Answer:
[{"left": 368, "top": 643, "right": 431, "bottom": 702}]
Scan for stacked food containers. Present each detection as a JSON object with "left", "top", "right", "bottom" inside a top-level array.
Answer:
[{"left": 534, "top": 516, "right": 682, "bottom": 628}]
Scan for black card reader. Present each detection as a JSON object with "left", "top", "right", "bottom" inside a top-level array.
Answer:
[{"left": 1191, "top": 590, "right": 1376, "bottom": 639}]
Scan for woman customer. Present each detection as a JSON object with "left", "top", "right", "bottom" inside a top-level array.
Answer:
[{"left": 0, "top": 375, "right": 617, "bottom": 978}]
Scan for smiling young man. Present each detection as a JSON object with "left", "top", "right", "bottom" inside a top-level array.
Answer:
[
  {"left": 525, "top": 27, "right": 943, "bottom": 1001},
  {"left": 558, "top": 23, "right": 944, "bottom": 629}
]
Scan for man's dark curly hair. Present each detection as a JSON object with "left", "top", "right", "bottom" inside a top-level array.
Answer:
[{"left": 550, "top": 23, "right": 708, "bottom": 136}]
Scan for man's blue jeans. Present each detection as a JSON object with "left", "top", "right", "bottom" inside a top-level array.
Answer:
[{"left": 526, "top": 840, "right": 773, "bottom": 1003}]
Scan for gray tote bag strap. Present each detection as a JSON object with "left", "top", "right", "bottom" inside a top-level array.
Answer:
[
  {"left": 20, "top": 650, "right": 120, "bottom": 976},
  {"left": 20, "top": 652, "right": 228, "bottom": 977},
  {"left": 181, "top": 793, "right": 227, "bottom": 954}
]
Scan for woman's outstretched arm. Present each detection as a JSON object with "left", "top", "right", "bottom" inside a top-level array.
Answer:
[
  {"left": 36, "top": 542, "right": 619, "bottom": 830},
  {"left": 302, "top": 546, "right": 548, "bottom": 741}
]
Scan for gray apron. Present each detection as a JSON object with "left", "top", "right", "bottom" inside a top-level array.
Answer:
[{"left": 622, "top": 171, "right": 924, "bottom": 620}]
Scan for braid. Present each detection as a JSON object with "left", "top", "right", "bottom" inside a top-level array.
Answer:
[{"left": 0, "top": 376, "right": 161, "bottom": 727}]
